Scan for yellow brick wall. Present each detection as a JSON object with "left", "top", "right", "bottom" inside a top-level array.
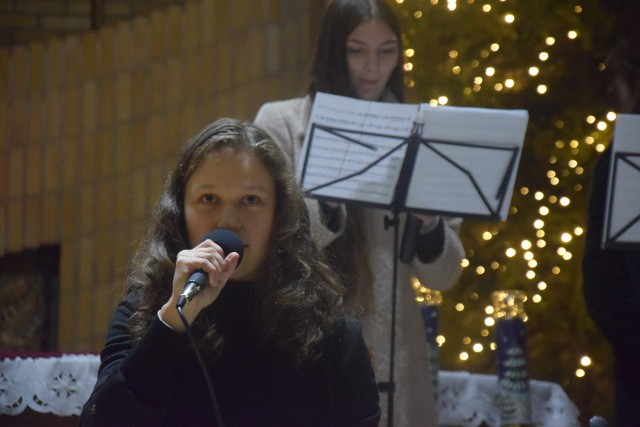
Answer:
[
  {"left": 0, "top": 0, "right": 320, "bottom": 352},
  {"left": 0, "top": 0, "right": 191, "bottom": 49}
]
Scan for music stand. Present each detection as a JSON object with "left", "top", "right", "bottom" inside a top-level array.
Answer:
[{"left": 297, "top": 92, "right": 529, "bottom": 426}]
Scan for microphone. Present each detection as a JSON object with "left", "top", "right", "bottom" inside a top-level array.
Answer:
[{"left": 176, "top": 229, "right": 244, "bottom": 309}]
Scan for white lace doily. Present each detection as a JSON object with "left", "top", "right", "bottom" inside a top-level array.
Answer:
[
  {"left": 438, "top": 371, "right": 580, "bottom": 427},
  {"left": 0, "top": 354, "right": 100, "bottom": 416}
]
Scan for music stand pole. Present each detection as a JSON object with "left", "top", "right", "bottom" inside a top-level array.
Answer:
[{"left": 382, "top": 207, "right": 402, "bottom": 427}]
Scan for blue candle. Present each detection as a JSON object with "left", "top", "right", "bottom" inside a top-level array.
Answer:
[{"left": 492, "top": 290, "right": 533, "bottom": 426}]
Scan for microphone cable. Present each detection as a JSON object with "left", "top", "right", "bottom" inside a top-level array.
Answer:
[
  {"left": 176, "top": 305, "right": 224, "bottom": 427},
  {"left": 173, "top": 228, "right": 243, "bottom": 426}
]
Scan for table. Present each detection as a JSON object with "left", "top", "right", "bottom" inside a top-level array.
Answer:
[{"left": 1, "top": 354, "right": 580, "bottom": 426}]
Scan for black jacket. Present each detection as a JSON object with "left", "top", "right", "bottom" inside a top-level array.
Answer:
[
  {"left": 80, "top": 282, "right": 381, "bottom": 426},
  {"left": 582, "top": 146, "right": 640, "bottom": 425}
]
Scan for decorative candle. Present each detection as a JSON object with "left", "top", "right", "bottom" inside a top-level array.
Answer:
[{"left": 492, "top": 290, "right": 533, "bottom": 427}]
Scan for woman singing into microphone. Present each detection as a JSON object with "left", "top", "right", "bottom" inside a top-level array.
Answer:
[{"left": 80, "top": 118, "right": 381, "bottom": 426}]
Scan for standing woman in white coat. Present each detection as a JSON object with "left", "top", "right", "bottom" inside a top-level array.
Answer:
[{"left": 255, "top": 1, "right": 465, "bottom": 425}]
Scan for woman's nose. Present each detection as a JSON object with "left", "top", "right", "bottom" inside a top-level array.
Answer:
[
  {"left": 216, "top": 204, "right": 241, "bottom": 230},
  {"left": 365, "top": 51, "right": 379, "bottom": 71}
]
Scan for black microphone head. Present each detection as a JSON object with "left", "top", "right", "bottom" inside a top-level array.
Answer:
[{"left": 200, "top": 229, "right": 244, "bottom": 266}]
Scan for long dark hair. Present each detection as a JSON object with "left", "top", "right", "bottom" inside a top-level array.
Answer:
[
  {"left": 308, "top": 0, "right": 405, "bottom": 316},
  {"left": 309, "top": 0, "right": 405, "bottom": 102},
  {"left": 125, "top": 118, "right": 346, "bottom": 364}
]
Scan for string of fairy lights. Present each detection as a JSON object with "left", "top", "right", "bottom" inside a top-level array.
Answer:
[{"left": 398, "top": 0, "right": 615, "bottom": 380}]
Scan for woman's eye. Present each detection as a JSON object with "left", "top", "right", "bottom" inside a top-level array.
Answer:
[
  {"left": 347, "top": 47, "right": 365, "bottom": 55},
  {"left": 201, "top": 194, "right": 217, "bottom": 203},
  {"left": 379, "top": 47, "right": 398, "bottom": 56},
  {"left": 244, "top": 195, "right": 260, "bottom": 204}
]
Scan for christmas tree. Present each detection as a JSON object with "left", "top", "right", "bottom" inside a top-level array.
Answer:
[{"left": 392, "top": 0, "right": 618, "bottom": 423}]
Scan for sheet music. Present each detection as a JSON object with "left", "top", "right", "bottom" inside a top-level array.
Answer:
[
  {"left": 297, "top": 92, "right": 529, "bottom": 220},
  {"left": 406, "top": 106, "right": 529, "bottom": 220},
  {"left": 297, "top": 92, "right": 418, "bottom": 206},
  {"left": 603, "top": 114, "right": 640, "bottom": 248}
]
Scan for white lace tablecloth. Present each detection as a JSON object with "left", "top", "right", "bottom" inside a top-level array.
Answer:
[
  {"left": 0, "top": 354, "right": 100, "bottom": 416},
  {"left": 1, "top": 355, "right": 580, "bottom": 426},
  {"left": 438, "top": 370, "right": 580, "bottom": 427}
]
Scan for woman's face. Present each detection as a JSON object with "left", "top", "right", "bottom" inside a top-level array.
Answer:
[
  {"left": 183, "top": 149, "right": 276, "bottom": 282},
  {"left": 346, "top": 18, "right": 400, "bottom": 101}
]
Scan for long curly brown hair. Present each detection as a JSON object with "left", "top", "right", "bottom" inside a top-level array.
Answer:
[{"left": 125, "top": 118, "right": 346, "bottom": 364}]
